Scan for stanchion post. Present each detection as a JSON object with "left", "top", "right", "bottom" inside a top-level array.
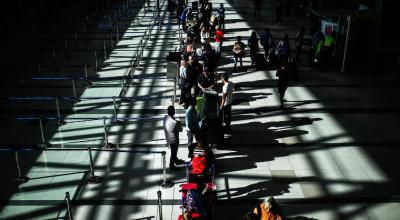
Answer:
[
  {"left": 94, "top": 50, "right": 99, "bottom": 71},
  {"left": 11, "top": 150, "right": 30, "bottom": 185},
  {"left": 112, "top": 96, "right": 124, "bottom": 125},
  {"left": 140, "top": 38, "right": 144, "bottom": 58},
  {"left": 84, "top": 63, "right": 92, "bottom": 86},
  {"left": 110, "top": 31, "right": 114, "bottom": 49},
  {"left": 157, "top": 190, "right": 163, "bottom": 220},
  {"left": 149, "top": 26, "right": 152, "bottom": 41},
  {"left": 38, "top": 117, "right": 51, "bottom": 148},
  {"left": 19, "top": 76, "right": 26, "bottom": 100},
  {"left": 136, "top": 51, "right": 140, "bottom": 69},
  {"left": 38, "top": 63, "right": 41, "bottom": 74},
  {"left": 87, "top": 148, "right": 102, "bottom": 183},
  {"left": 173, "top": 73, "right": 177, "bottom": 103},
  {"left": 121, "top": 74, "right": 132, "bottom": 102},
  {"left": 65, "top": 192, "right": 74, "bottom": 220},
  {"left": 103, "top": 40, "right": 107, "bottom": 60},
  {"left": 83, "top": 23, "right": 87, "bottom": 42},
  {"left": 71, "top": 79, "right": 81, "bottom": 103},
  {"left": 54, "top": 97, "right": 66, "bottom": 126},
  {"left": 64, "top": 40, "right": 69, "bottom": 60},
  {"left": 139, "top": 39, "right": 143, "bottom": 62},
  {"left": 52, "top": 48, "right": 58, "bottom": 71},
  {"left": 161, "top": 151, "right": 173, "bottom": 188},
  {"left": 103, "top": 117, "right": 116, "bottom": 148},
  {"left": 74, "top": 32, "right": 78, "bottom": 49},
  {"left": 116, "top": 24, "right": 119, "bottom": 42},
  {"left": 157, "top": 0, "right": 161, "bottom": 30},
  {"left": 186, "top": 162, "right": 189, "bottom": 182}
]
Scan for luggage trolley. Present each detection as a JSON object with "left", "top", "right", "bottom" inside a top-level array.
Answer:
[{"left": 178, "top": 153, "right": 217, "bottom": 220}]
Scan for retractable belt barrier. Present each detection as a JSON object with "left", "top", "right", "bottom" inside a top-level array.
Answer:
[
  {"left": 1, "top": 147, "right": 173, "bottom": 188},
  {"left": 14, "top": 116, "right": 163, "bottom": 148}
]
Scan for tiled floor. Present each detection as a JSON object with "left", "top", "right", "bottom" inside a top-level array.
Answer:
[{"left": 1, "top": 0, "right": 400, "bottom": 219}]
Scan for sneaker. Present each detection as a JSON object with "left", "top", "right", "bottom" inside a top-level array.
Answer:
[{"left": 224, "top": 133, "right": 232, "bottom": 138}]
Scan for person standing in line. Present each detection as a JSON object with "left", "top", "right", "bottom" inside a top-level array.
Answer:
[
  {"left": 397, "top": 57, "right": 400, "bottom": 86},
  {"left": 179, "top": 57, "right": 190, "bottom": 104},
  {"left": 233, "top": 36, "right": 245, "bottom": 72},
  {"left": 276, "top": 61, "right": 290, "bottom": 109},
  {"left": 276, "top": 34, "right": 290, "bottom": 65},
  {"left": 163, "top": 105, "right": 185, "bottom": 170},
  {"left": 260, "top": 28, "right": 274, "bottom": 60},
  {"left": 220, "top": 73, "right": 234, "bottom": 136},
  {"left": 295, "top": 25, "right": 305, "bottom": 60},
  {"left": 275, "top": 0, "right": 283, "bottom": 25},
  {"left": 214, "top": 25, "right": 224, "bottom": 57},
  {"left": 217, "top": 3, "right": 225, "bottom": 29},
  {"left": 253, "top": 0, "right": 261, "bottom": 17},
  {"left": 183, "top": 98, "right": 200, "bottom": 159},
  {"left": 248, "top": 31, "right": 260, "bottom": 66},
  {"left": 200, "top": 25, "right": 210, "bottom": 44}
]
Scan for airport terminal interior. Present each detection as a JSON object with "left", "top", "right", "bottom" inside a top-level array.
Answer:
[{"left": 1, "top": 0, "right": 400, "bottom": 219}]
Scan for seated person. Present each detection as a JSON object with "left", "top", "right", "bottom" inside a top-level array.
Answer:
[{"left": 253, "top": 196, "right": 284, "bottom": 220}]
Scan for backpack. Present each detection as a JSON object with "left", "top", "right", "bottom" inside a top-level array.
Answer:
[
  {"left": 180, "top": 8, "right": 189, "bottom": 22},
  {"left": 192, "top": 154, "right": 207, "bottom": 174}
]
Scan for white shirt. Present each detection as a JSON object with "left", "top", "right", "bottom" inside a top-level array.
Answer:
[
  {"left": 223, "top": 81, "right": 234, "bottom": 106},
  {"left": 163, "top": 115, "right": 182, "bottom": 144}
]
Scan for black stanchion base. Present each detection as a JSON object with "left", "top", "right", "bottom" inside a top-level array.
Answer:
[
  {"left": 54, "top": 120, "right": 67, "bottom": 126},
  {"left": 103, "top": 143, "right": 116, "bottom": 148},
  {"left": 112, "top": 118, "right": 126, "bottom": 125},
  {"left": 70, "top": 98, "right": 81, "bottom": 103},
  {"left": 121, "top": 98, "right": 132, "bottom": 103},
  {"left": 161, "top": 180, "right": 174, "bottom": 188},
  {"left": 12, "top": 176, "right": 30, "bottom": 185},
  {"left": 38, "top": 143, "right": 52, "bottom": 148},
  {"left": 19, "top": 99, "right": 29, "bottom": 104},
  {"left": 84, "top": 81, "right": 93, "bottom": 87},
  {"left": 88, "top": 175, "right": 103, "bottom": 184},
  {"left": 171, "top": 96, "right": 178, "bottom": 103}
]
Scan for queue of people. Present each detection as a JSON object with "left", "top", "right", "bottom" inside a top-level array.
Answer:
[
  {"left": 163, "top": 0, "right": 308, "bottom": 169},
  {"left": 162, "top": 1, "right": 306, "bottom": 218}
]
